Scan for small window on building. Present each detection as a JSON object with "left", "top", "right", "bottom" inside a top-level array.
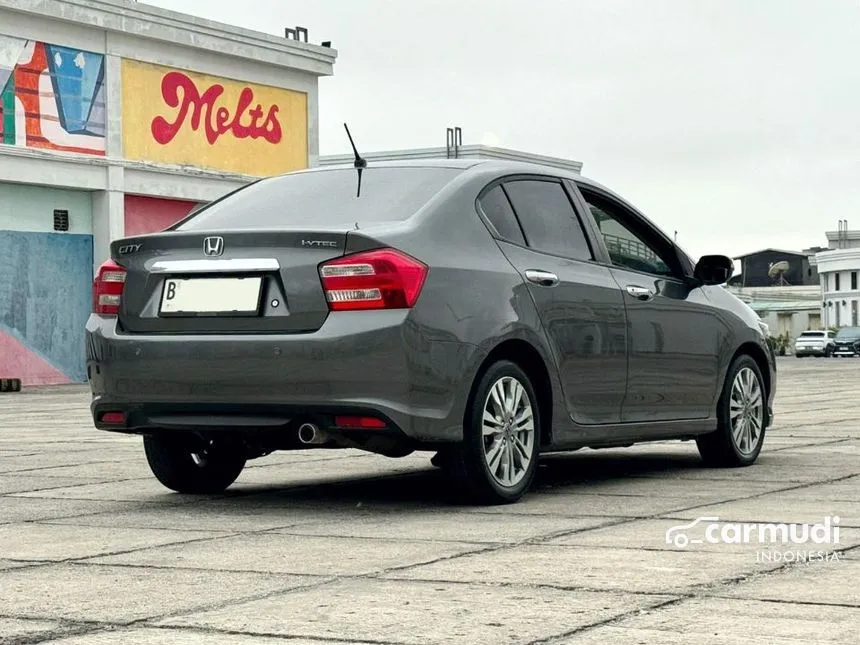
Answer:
[
  {"left": 53, "top": 210, "right": 69, "bottom": 232},
  {"left": 852, "top": 272, "right": 857, "bottom": 290},
  {"left": 835, "top": 273, "right": 841, "bottom": 291}
]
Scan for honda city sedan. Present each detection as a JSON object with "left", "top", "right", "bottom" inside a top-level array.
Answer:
[{"left": 86, "top": 159, "right": 776, "bottom": 504}]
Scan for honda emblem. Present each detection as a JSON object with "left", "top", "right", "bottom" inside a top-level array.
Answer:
[{"left": 203, "top": 236, "right": 224, "bottom": 257}]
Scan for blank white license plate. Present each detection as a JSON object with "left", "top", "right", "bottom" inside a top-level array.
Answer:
[{"left": 159, "top": 277, "right": 263, "bottom": 315}]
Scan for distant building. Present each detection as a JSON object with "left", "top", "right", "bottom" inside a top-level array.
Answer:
[
  {"left": 816, "top": 226, "right": 860, "bottom": 328},
  {"left": 727, "top": 248, "right": 825, "bottom": 343},
  {"left": 729, "top": 248, "right": 819, "bottom": 288},
  {"left": 0, "top": 0, "right": 336, "bottom": 385}
]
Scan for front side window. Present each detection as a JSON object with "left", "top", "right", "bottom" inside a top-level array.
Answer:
[
  {"left": 502, "top": 179, "right": 593, "bottom": 261},
  {"left": 579, "top": 189, "right": 675, "bottom": 277}
]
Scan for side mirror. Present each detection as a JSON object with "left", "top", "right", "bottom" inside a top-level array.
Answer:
[{"left": 694, "top": 254, "right": 734, "bottom": 285}]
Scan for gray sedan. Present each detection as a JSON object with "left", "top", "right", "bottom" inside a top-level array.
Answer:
[{"left": 86, "top": 159, "right": 777, "bottom": 504}]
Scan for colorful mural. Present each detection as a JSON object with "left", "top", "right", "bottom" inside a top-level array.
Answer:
[
  {"left": 0, "top": 34, "right": 106, "bottom": 155},
  {"left": 0, "top": 230, "right": 93, "bottom": 385},
  {"left": 121, "top": 59, "right": 308, "bottom": 176}
]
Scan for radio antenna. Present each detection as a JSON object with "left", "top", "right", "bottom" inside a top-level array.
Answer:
[{"left": 344, "top": 123, "right": 367, "bottom": 198}]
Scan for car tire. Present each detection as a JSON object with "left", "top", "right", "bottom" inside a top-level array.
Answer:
[
  {"left": 447, "top": 360, "right": 541, "bottom": 505},
  {"left": 143, "top": 434, "right": 246, "bottom": 494},
  {"left": 696, "top": 354, "right": 767, "bottom": 468}
]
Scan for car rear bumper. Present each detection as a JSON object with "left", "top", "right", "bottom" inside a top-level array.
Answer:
[
  {"left": 794, "top": 346, "right": 828, "bottom": 356},
  {"left": 85, "top": 313, "right": 475, "bottom": 443}
]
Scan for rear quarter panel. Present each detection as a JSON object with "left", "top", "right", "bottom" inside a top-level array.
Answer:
[{"left": 362, "top": 170, "right": 567, "bottom": 442}]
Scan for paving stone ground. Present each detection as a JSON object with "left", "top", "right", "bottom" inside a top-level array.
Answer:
[{"left": 1, "top": 357, "right": 858, "bottom": 644}]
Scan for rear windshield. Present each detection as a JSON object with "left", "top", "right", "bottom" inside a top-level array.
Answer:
[
  {"left": 835, "top": 327, "right": 860, "bottom": 340},
  {"left": 175, "top": 167, "right": 463, "bottom": 231},
  {"left": 799, "top": 331, "right": 825, "bottom": 338}
]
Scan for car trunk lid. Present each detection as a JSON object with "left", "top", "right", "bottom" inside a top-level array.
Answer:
[{"left": 113, "top": 229, "right": 348, "bottom": 334}]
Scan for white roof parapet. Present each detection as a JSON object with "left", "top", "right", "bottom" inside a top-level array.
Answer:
[
  {"left": 319, "top": 144, "right": 583, "bottom": 174},
  {"left": 3, "top": 0, "right": 337, "bottom": 75}
]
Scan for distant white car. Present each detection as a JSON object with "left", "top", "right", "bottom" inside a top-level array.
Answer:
[{"left": 794, "top": 330, "right": 836, "bottom": 357}]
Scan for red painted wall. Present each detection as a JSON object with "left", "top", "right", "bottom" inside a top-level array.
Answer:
[{"left": 124, "top": 195, "right": 199, "bottom": 237}]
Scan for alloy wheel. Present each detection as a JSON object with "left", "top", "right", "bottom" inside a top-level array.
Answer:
[
  {"left": 481, "top": 376, "right": 536, "bottom": 487},
  {"left": 729, "top": 367, "right": 764, "bottom": 456}
]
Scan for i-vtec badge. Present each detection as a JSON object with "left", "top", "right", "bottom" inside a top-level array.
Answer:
[
  {"left": 117, "top": 243, "right": 142, "bottom": 255},
  {"left": 301, "top": 240, "right": 338, "bottom": 248}
]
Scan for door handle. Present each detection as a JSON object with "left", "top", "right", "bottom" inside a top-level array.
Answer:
[
  {"left": 525, "top": 269, "right": 559, "bottom": 287},
  {"left": 625, "top": 285, "right": 654, "bottom": 301}
]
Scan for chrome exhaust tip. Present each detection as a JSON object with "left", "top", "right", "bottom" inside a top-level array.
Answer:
[{"left": 297, "top": 422, "right": 326, "bottom": 445}]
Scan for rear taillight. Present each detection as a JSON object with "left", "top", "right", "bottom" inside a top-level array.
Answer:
[
  {"left": 318, "top": 248, "right": 428, "bottom": 311},
  {"left": 93, "top": 260, "right": 127, "bottom": 315}
]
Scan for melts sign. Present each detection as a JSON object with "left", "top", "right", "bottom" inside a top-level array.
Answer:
[{"left": 121, "top": 60, "right": 308, "bottom": 176}]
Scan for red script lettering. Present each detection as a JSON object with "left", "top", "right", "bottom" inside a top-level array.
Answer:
[{"left": 151, "top": 71, "right": 283, "bottom": 146}]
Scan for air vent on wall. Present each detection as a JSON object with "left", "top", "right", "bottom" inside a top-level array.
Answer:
[{"left": 53, "top": 210, "right": 69, "bottom": 232}]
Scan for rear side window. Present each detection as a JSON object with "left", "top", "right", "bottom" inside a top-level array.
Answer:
[
  {"left": 176, "top": 167, "right": 463, "bottom": 231},
  {"left": 502, "top": 180, "right": 593, "bottom": 260},
  {"left": 478, "top": 186, "right": 526, "bottom": 245}
]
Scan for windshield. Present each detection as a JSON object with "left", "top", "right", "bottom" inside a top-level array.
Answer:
[
  {"left": 175, "top": 167, "right": 463, "bottom": 231},
  {"left": 835, "top": 327, "right": 860, "bottom": 340}
]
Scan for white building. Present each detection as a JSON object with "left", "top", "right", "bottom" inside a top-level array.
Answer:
[
  {"left": 0, "top": 0, "right": 336, "bottom": 384},
  {"left": 320, "top": 142, "right": 584, "bottom": 174},
  {"left": 816, "top": 227, "right": 860, "bottom": 328}
]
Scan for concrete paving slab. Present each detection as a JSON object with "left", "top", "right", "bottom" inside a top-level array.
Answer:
[
  {"left": 546, "top": 517, "right": 860, "bottom": 554},
  {"left": 0, "top": 558, "right": 36, "bottom": 570},
  {"left": 0, "top": 522, "right": 229, "bottom": 561},
  {"left": 0, "top": 563, "right": 319, "bottom": 623},
  {"left": 664, "top": 494, "right": 860, "bottom": 527},
  {"left": 272, "top": 511, "right": 613, "bottom": 544},
  {"left": 8, "top": 460, "right": 156, "bottom": 480},
  {"left": 0, "top": 496, "right": 165, "bottom": 525},
  {"left": 154, "top": 579, "right": 676, "bottom": 645},
  {"left": 10, "top": 478, "right": 226, "bottom": 503},
  {"left": 384, "top": 543, "right": 773, "bottom": 594},
  {"left": 0, "top": 617, "right": 63, "bottom": 643},
  {"left": 720, "top": 557, "right": 860, "bottom": 606},
  {"left": 35, "top": 627, "right": 358, "bottom": 645},
  {"left": 229, "top": 457, "right": 433, "bottom": 491},
  {"left": 536, "top": 475, "right": 792, "bottom": 500},
  {"left": 39, "top": 502, "right": 316, "bottom": 533},
  {"left": 466, "top": 492, "right": 699, "bottom": 518},
  {"left": 0, "top": 474, "right": 112, "bottom": 494},
  {"left": 559, "top": 597, "right": 860, "bottom": 644},
  {"left": 779, "top": 441, "right": 860, "bottom": 456},
  {"left": 85, "top": 533, "right": 486, "bottom": 576},
  {"left": 0, "top": 453, "right": 134, "bottom": 474}
]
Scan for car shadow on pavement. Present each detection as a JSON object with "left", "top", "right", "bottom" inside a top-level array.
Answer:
[{"left": 208, "top": 448, "right": 705, "bottom": 509}]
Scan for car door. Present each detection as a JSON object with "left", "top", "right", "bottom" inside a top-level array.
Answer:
[
  {"left": 476, "top": 177, "right": 628, "bottom": 425},
  {"left": 571, "top": 182, "right": 723, "bottom": 423}
]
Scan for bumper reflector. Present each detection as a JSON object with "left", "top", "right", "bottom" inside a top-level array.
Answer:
[
  {"left": 335, "top": 415, "right": 386, "bottom": 429},
  {"left": 100, "top": 411, "right": 126, "bottom": 424}
]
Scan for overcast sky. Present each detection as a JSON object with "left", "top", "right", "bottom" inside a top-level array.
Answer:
[{"left": 147, "top": 0, "right": 859, "bottom": 261}]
